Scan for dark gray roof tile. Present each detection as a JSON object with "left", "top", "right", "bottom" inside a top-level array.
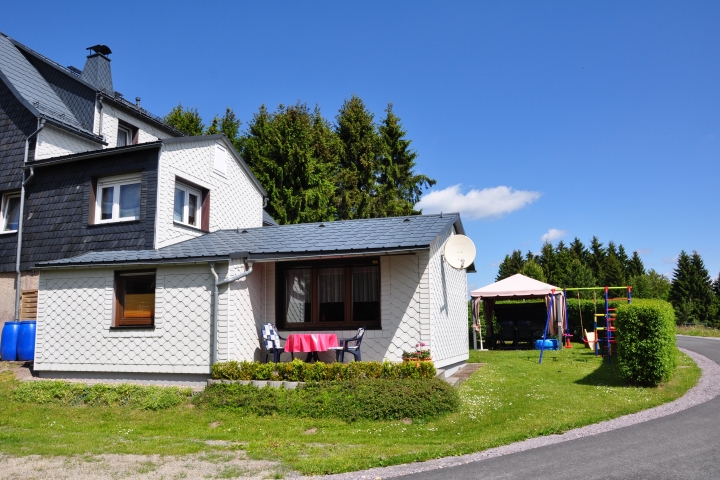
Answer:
[{"left": 38, "top": 214, "right": 464, "bottom": 267}]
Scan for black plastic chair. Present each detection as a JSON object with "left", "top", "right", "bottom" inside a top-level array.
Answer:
[
  {"left": 516, "top": 321, "right": 534, "bottom": 349},
  {"left": 330, "top": 327, "right": 365, "bottom": 362},
  {"left": 497, "top": 321, "right": 516, "bottom": 350},
  {"left": 261, "top": 323, "right": 293, "bottom": 363}
]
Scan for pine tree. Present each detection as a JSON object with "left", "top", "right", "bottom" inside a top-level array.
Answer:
[
  {"left": 617, "top": 244, "right": 630, "bottom": 278},
  {"left": 627, "top": 251, "right": 645, "bottom": 278},
  {"left": 689, "top": 251, "right": 714, "bottom": 322},
  {"left": 668, "top": 251, "right": 714, "bottom": 323},
  {"left": 669, "top": 251, "right": 693, "bottom": 311},
  {"left": 562, "top": 259, "right": 596, "bottom": 293},
  {"left": 713, "top": 272, "right": 720, "bottom": 297},
  {"left": 334, "top": 95, "right": 381, "bottom": 219},
  {"left": 164, "top": 103, "right": 205, "bottom": 136},
  {"left": 376, "top": 103, "right": 435, "bottom": 216},
  {"left": 538, "top": 242, "right": 557, "bottom": 285},
  {"left": 496, "top": 250, "right": 525, "bottom": 281},
  {"left": 601, "top": 253, "right": 626, "bottom": 287}
]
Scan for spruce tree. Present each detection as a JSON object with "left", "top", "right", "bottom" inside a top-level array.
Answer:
[
  {"left": 496, "top": 250, "right": 525, "bottom": 281},
  {"left": 713, "top": 272, "right": 720, "bottom": 298},
  {"left": 377, "top": 103, "right": 435, "bottom": 216},
  {"left": 588, "top": 237, "right": 606, "bottom": 280},
  {"left": 538, "top": 242, "right": 557, "bottom": 285},
  {"left": 207, "top": 107, "right": 243, "bottom": 151},
  {"left": 601, "top": 253, "right": 626, "bottom": 287},
  {"left": 240, "top": 102, "right": 339, "bottom": 224},
  {"left": 668, "top": 251, "right": 714, "bottom": 323},
  {"left": 617, "top": 244, "right": 630, "bottom": 278},
  {"left": 627, "top": 251, "right": 646, "bottom": 278},
  {"left": 334, "top": 95, "right": 381, "bottom": 219},
  {"left": 563, "top": 260, "right": 596, "bottom": 294},
  {"left": 569, "top": 237, "right": 589, "bottom": 265},
  {"left": 689, "top": 251, "right": 714, "bottom": 322}
]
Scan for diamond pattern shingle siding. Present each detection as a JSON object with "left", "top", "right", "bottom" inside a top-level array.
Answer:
[
  {"left": 35, "top": 265, "right": 213, "bottom": 373},
  {"left": 38, "top": 214, "right": 463, "bottom": 266}
]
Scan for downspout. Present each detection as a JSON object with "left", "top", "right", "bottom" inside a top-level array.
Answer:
[
  {"left": 209, "top": 259, "right": 254, "bottom": 365},
  {"left": 97, "top": 95, "right": 104, "bottom": 141},
  {"left": 15, "top": 119, "right": 45, "bottom": 320}
]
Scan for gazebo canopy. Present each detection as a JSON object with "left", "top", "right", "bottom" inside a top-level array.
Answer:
[{"left": 470, "top": 273, "right": 560, "bottom": 299}]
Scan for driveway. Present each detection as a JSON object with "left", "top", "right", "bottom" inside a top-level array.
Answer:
[{"left": 392, "top": 336, "right": 720, "bottom": 480}]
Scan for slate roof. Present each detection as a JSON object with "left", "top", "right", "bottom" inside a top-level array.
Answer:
[
  {"left": 0, "top": 33, "right": 92, "bottom": 135},
  {"left": 262, "top": 211, "right": 279, "bottom": 226},
  {"left": 37, "top": 213, "right": 464, "bottom": 267},
  {"left": 0, "top": 31, "right": 183, "bottom": 139}
]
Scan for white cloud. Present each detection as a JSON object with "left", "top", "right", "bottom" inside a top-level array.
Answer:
[
  {"left": 417, "top": 185, "right": 542, "bottom": 220},
  {"left": 540, "top": 228, "right": 567, "bottom": 243},
  {"left": 636, "top": 248, "right": 653, "bottom": 255},
  {"left": 662, "top": 255, "right": 678, "bottom": 265}
]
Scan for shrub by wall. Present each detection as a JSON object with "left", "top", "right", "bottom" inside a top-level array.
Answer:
[
  {"left": 13, "top": 381, "right": 193, "bottom": 410},
  {"left": 615, "top": 299, "right": 677, "bottom": 386},
  {"left": 211, "top": 359, "right": 436, "bottom": 381},
  {"left": 193, "top": 378, "right": 459, "bottom": 421}
]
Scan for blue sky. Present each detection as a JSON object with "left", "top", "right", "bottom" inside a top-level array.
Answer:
[{"left": 4, "top": 1, "right": 719, "bottom": 290}]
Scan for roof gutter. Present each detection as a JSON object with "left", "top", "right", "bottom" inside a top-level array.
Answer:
[
  {"left": 15, "top": 118, "right": 45, "bottom": 320},
  {"left": 208, "top": 258, "right": 254, "bottom": 365}
]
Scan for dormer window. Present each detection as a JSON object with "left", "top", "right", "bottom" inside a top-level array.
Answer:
[
  {"left": 173, "top": 182, "right": 202, "bottom": 228},
  {"left": 116, "top": 121, "right": 138, "bottom": 147},
  {"left": 94, "top": 173, "right": 142, "bottom": 223}
]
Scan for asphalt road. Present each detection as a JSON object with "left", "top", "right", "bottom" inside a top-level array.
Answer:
[{"left": 396, "top": 336, "right": 720, "bottom": 480}]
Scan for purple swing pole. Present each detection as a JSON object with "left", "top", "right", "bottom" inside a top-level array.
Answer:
[{"left": 538, "top": 289, "right": 556, "bottom": 364}]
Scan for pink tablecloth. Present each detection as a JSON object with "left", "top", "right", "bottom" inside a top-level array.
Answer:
[{"left": 285, "top": 334, "right": 339, "bottom": 353}]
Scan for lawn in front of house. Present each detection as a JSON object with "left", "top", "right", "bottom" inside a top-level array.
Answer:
[
  {"left": 676, "top": 325, "right": 720, "bottom": 338},
  {"left": 0, "top": 345, "right": 699, "bottom": 476}
]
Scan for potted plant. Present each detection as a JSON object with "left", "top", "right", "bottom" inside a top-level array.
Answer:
[{"left": 402, "top": 342, "right": 432, "bottom": 363}]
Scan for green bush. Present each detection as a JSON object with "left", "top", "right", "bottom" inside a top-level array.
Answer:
[
  {"left": 564, "top": 298, "right": 661, "bottom": 340},
  {"left": 13, "top": 381, "right": 193, "bottom": 410},
  {"left": 193, "top": 378, "right": 459, "bottom": 421},
  {"left": 615, "top": 299, "right": 677, "bottom": 386},
  {"left": 211, "top": 359, "right": 436, "bottom": 381}
]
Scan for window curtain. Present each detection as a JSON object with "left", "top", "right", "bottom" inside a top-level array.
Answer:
[
  {"left": 285, "top": 269, "right": 311, "bottom": 323},
  {"left": 352, "top": 266, "right": 379, "bottom": 302},
  {"left": 318, "top": 267, "right": 344, "bottom": 302}
]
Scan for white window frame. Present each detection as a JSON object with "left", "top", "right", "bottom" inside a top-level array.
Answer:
[
  {"left": 95, "top": 173, "right": 142, "bottom": 224},
  {"left": 1, "top": 192, "right": 21, "bottom": 233},
  {"left": 173, "top": 182, "right": 202, "bottom": 228},
  {"left": 117, "top": 124, "right": 133, "bottom": 147}
]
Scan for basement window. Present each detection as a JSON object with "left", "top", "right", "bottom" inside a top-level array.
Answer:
[{"left": 1, "top": 192, "right": 21, "bottom": 232}]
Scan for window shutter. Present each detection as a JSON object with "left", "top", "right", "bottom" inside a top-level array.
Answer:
[
  {"left": 201, "top": 191, "right": 211, "bottom": 231},
  {"left": 88, "top": 177, "right": 97, "bottom": 225},
  {"left": 214, "top": 144, "right": 227, "bottom": 175}
]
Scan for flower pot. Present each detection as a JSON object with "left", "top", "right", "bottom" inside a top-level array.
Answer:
[{"left": 402, "top": 357, "right": 433, "bottom": 363}]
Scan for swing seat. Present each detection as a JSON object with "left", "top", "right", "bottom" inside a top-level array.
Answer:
[{"left": 583, "top": 329, "right": 596, "bottom": 350}]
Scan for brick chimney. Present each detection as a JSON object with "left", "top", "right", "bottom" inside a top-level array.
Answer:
[{"left": 81, "top": 45, "right": 113, "bottom": 93}]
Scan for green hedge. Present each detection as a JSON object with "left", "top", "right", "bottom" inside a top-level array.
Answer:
[
  {"left": 193, "top": 378, "right": 459, "bottom": 421},
  {"left": 211, "top": 359, "right": 436, "bottom": 381},
  {"left": 615, "top": 299, "right": 677, "bottom": 386},
  {"left": 13, "top": 381, "right": 193, "bottom": 410},
  {"left": 565, "top": 298, "right": 660, "bottom": 340}
]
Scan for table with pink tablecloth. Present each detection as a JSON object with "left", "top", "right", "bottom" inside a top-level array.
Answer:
[{"left": 285, "top": 333, "right": 339, "bottom": 353}]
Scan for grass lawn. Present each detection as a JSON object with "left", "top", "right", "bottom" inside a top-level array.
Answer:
[
  {"left": 0, "top": 345, "right": 699, "bottom": 476},
  {"left": 676, "top": 325, "right": 720, "bottom": 338}
]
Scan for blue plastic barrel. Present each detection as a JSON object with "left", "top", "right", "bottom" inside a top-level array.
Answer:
[
  {"left": 1, "top": 321, "right": 21, "bottom": 361},
  {"left": 17, "top": 320, "right": 37, "bottom": 361}
]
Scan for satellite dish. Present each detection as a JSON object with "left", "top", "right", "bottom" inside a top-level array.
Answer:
[{"left": 444, "top": 235, "right": 476, "bottom": 269}]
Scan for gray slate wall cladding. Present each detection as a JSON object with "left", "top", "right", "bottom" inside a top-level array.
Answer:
[
  {"left": 23, "top": 53, "right": 96, "bottom": 131},
  {"left": 0, "top": 148, "right": 159, "bottom": 272},
  {"left": 0, "top": 78, "right": 37, "bottom": 191}
]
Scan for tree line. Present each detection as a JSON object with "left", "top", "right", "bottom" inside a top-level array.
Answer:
[
  {"left": 496, "top": 238, "right": 720, "bottom": 326},
  {"left": 164, "top": 96, "right": 435, "bottom": 225}
]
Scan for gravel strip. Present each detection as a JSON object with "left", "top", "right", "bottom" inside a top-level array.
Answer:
[{"left": 319, "top": 348, "right": 720, "bottom": 480}]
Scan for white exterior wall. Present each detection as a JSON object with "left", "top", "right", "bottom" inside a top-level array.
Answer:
[
  {"left": 155, "top": 138, "right": 263, "bottom": 248},
  {"left": 34, "top": 125, "right": 99, "bottom": 160},
  {"left": 428, "top": 226, "right": 469, "bottom": 368},
  {"left": 34, "top": 264, "right": 222, "bottom": 374},
  {"left": 95, "top": 103, "right": 173, "bottom": 147},
  {"left": 221, "top": 260, "right": 266, "bottom": 362},
  {"left": 257, "top": 253, "right": 431, "bottom": 364}
]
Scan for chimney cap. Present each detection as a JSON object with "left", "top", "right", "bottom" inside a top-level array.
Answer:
[{"left": 86, "top": 45, "right": 112, "bottom": 56}]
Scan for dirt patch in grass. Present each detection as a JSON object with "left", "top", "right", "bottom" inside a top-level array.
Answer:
[{"left": 0, "top": 452, "right": 285, "bottom": 479}]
